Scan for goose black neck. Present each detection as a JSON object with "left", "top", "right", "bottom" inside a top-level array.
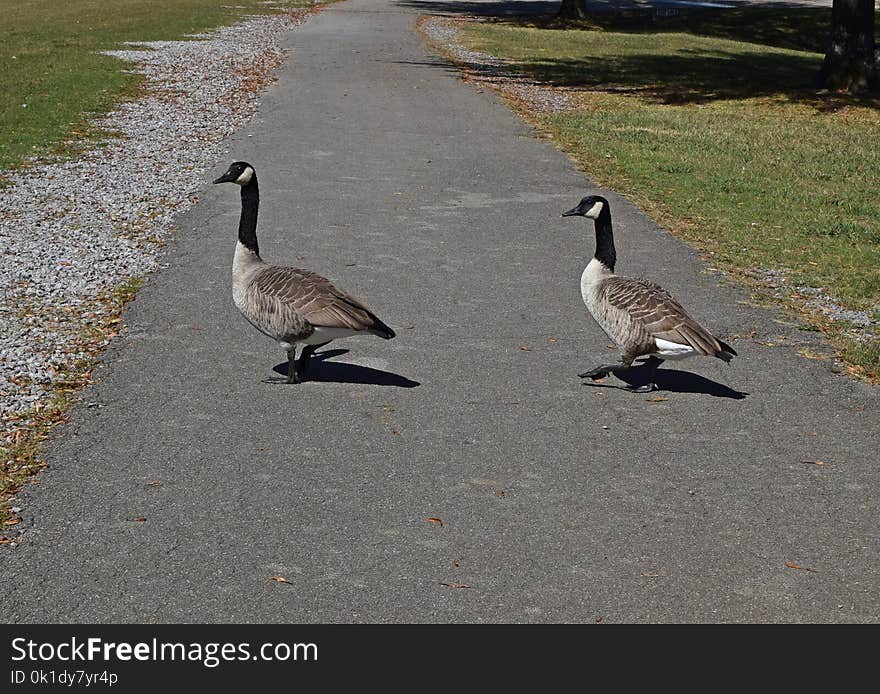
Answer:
[
  {"left": 593, "top": 207, "right": 616, "bottom": 272},
  {"left": 238, "top": 177, "right": 260, "bottom": 256}
]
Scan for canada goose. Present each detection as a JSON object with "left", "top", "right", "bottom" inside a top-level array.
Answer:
[
  {"left": 561, "top": 194, "right": 736, "bottom": 393},
  {"left": 213, "top": 161, "right": 395, "bottom": 383}
]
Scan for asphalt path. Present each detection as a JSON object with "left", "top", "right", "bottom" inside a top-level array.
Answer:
[{"left": 2, "top": 0, "right": 875, "bottom": 623}]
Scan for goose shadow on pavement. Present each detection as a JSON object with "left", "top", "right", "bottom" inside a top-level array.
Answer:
[
  {"left": 581, "top": 360, "right": 748, "bottom": 398},
  {"left": 273, "top": 349, "right": 421, "bottom": 388}
]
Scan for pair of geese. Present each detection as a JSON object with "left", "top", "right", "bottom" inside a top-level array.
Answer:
[{"left": 213, "top": 161, "right": 736, "bottom": 392}]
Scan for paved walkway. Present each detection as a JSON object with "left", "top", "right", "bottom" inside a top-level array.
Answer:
[{"left": 2, "top": 0, "right": 875, "bottom": 622}]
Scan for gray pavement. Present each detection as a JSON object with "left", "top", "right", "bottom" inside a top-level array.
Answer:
[{"left": 2, "top": 0, "right": 876, "bottom": 623}]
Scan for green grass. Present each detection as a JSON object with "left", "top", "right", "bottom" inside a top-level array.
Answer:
[
  {"left": 0, "top": 0, "right": 316, "bottom": 174},
  {"left": 455, "top": 10, "right": 880, "bottom": 379}
]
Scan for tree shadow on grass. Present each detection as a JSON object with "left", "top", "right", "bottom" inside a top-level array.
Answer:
[
  {"left": 407, "top": 1, "right": 838, "bottom": 52},
  {"left": 272, "top": 349, "right": 421, "bottom": 388},
  {"left": 403, "top": 0, "right": 561, "bottom": 17},
  {"left": 503, "top": 50, "right": 825, "bottom": 104},
  {"left": 410, "top": 1, "right": 880, "bottom": 109}
]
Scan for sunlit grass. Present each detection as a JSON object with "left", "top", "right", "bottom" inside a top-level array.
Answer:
[
  {"left": 457, "top": 12, "right": 880, "bottom": 378},
  {"left": 0, "top": 0, "right": 316, "bottom": 173}
]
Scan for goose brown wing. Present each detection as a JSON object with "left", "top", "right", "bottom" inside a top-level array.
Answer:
[
  {"left": 251, "top": 266, "right": 383, "bottom": 332},
  {"left": 603, "top": 276, "right": 724, "bottom": 356}
]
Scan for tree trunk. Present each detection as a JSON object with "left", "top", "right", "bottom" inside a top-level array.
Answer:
[
  {"left": 558, "top": 0, "right": 589, "bottom": 20},
  {"left": 818, "top": 0, "right": 878, "bottom": 93}
]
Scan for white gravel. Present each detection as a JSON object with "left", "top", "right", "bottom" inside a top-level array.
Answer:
[
  {"left": 0, "top": 10, "right": 310, "bottom": 444},
  {"left": 421, "top": 17, "right": 572, "bottom": 114}
]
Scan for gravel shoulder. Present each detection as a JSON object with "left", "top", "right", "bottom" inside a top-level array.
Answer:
[{"left": 0, "top": 10, "right": 312, "bottom": 523}]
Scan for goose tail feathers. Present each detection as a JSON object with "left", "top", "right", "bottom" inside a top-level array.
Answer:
[
  {"left": 369, "top": 315, "right": 396, "bottom": 340},
  {"left": 716, "top": 339, "right": 737, "bottom": 362}
]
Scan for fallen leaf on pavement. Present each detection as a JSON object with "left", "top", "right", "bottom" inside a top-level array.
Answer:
[
  {"left": 800, "top": 460, "right": 826, "bottom": 466},
  {"left": 270, "top": 575, "right": 292, "bottom": 584},
  {"left": 785, "top": 562, "right": 818, "bottom": 573},
  {"left": 4, "top": 518, "right": 21, "bottom": 526},
  {"left": 646, "top": 397, "right": 668, "bottom": 402},
  {"left": 439, "top": 582, "right": 471, "bottom": 589},
  {"left": 127, "top": 517, "right": 146, "bottom": 523},
  {"left": 0, "top": 536, "right": 11, "bottom": 544},
  {"left": 452, "top": 559, "right": 460, "bottom": 568},
  {"left": 518, "top": 345, "right": 530, "bottom": 351},
  {"left": 427, "top": 517, "right": 443, "bottom": 527}
]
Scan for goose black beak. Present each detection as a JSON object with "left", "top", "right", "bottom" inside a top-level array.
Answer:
[
  {"left": 213, "top": 172, "right": 234, "bottom": 184},
  {"left": 561, "top": 207, "right": 581, "bottom": 217}
]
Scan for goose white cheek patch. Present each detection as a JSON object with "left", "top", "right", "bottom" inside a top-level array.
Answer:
[
  {"left": 585, "top": 201, "right": 604, "bottom": 219},
  {"left": 235, "top": 166, "right": 254, "bottom": 185}
]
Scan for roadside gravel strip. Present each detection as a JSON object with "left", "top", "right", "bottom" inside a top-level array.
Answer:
[
  {"left": 420, "top": 17, "right": 572, "bottom": 114},
  {"left": 0, "top": 11, "right": 311, "bottom": 480}
]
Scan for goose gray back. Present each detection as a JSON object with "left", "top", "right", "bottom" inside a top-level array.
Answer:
[
  {"left": 561, "top": 194, "right": 736, "bottom": 393},
  {"left": 213, "top": 161, "right": 395, "bottom": 383}
]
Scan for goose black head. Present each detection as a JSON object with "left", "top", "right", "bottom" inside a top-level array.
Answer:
[
  {"left": 561, "top": 195, "right": 609, "bottom": 220},
  {"left": 213, "top": 161, "right": 256, "bottom": 186}
]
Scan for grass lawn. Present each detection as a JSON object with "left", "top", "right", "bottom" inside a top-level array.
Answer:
[
  {"left": 0, "top": 0, "right": 317, "bottom": 175},
  {"left": 454, "top": 8, "right": 880, "bottom": 380}
]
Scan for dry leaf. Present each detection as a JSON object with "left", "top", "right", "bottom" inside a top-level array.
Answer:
[
  {"left": 127, "top": 517, "right": 146, "bottom": 523},
  {"left": 494, "top": 490, "right": 505, "bottom": 497},
  {"left": 4, "top": 518, "right": 21, "bottom": 526},
  {"left": 439, "top": 582, "right": 471, "bottom": 589},
  {"left": 785, "top": 562, "right": 818, "bottom": 573},
  {"left": 547, "top": 337, "right": 558, "bottom": 343},
  {"left": 391, "top": 430, "right": 401, "bottom": 436},
  {"left": 640, "top": 571, "right": 663, "bottom": 577},
  {"left": 518, "top": 345, "right": 530, "bottom": 351},
  {"left": 0, "top": 537, "right": 11, "bottom": 545},
  {"left": 270, "top": 575, "right": 292, "bottom": 584},
  {"left": 595, "top": 616, "right": 604, "bottom": 623},
  {"left": 647, "top": 397, "right": 668, "bottom": 402},
  {"left": 427, "top": 517, "right": 443, "bottom": 527},
  {"left": 800, "top": 460, "right": 826, "bottom": 466},
  {"left": 452, "top": 559, "right": 461, "bottom": 568}
]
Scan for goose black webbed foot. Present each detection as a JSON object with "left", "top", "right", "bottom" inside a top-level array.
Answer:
[
  {"left": 579, "top": 364, "right": 623, "bottom": 380},
  {"left": 626, "top": 356, "right": 663, "bottom": 393}
]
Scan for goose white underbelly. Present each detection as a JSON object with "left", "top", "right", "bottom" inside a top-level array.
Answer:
[
  {"left": 651, "top": 338, "right": 698, "bottom": 361},
  {"left": 277, "top": 327, "right": 364, "bottom": 351}
]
